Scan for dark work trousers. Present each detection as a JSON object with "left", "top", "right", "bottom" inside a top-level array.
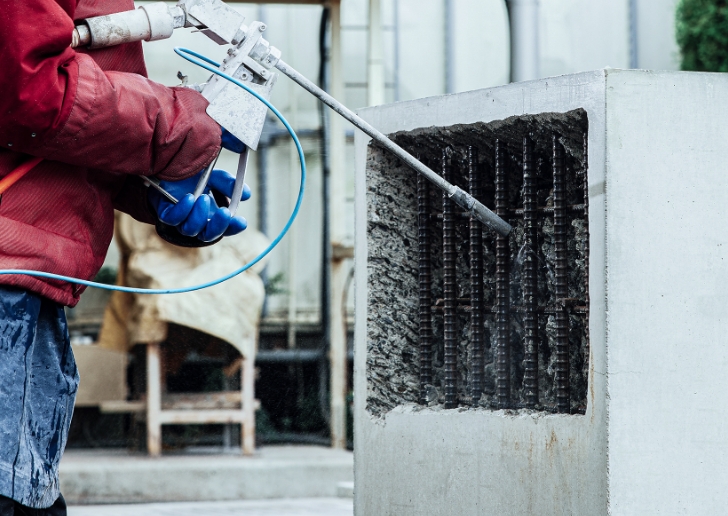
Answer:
[{"left": 0, "top": 495, "right": 66, "bottom": 516}]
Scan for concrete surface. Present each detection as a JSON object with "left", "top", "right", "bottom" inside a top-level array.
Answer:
[
  {"left": 336, "top": 482, "right": 354, "bottom": 498},
  {"left": 603, "top": 71, "right": 728, "bottom": 514},
  {"left": 60, "top": 446, "right": 353, "bottom": 505},
  {"left": 355, "top": 70, "right": 728, "bottom": 514},
  {"left": 355, "top": 70, "right": 609, "bottom": 516},
  {"left": 68, "top": 498, "right": 353, "bottom": 516}
]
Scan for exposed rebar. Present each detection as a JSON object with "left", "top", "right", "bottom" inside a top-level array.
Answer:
[
  {"left": 418, "top": 171, "right": 434, "bottom": 405},
  {"left": 522, "top": 136, "right": 539, "bottom": 408},
  {"left": 583, "top": 133, "right": 590, "bottom": 318},
  {"left": 468, "top": 146, "right": 484, "bottom": 404},
  {"left": 495, "top": 140, "right": 511, "bottom": 408},
  {"left": 442, "top": 150, "right": 458, "bottom": 409},
  {"left": 553, "top": 136, "right": 570, "bottom": 413}
]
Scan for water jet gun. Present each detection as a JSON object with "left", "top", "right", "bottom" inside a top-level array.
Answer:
[{"left": 69, "top": 0, "right": 512, "bottom": 237}]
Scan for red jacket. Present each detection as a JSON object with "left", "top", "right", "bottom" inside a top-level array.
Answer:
[{"left": 0, "top": 0, "right": 221, "bottom": 306}]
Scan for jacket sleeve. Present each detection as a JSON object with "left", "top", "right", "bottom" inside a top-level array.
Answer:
[
  {"left": 0, "top": 0, "right": 221, "bottom": 181},
  {"left": 112, "top": 176, "right": 157, "bottom": 225}
]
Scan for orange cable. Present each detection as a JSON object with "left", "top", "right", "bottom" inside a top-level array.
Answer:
[{"left": 0, "top": 156, "right": 44, "bottom": 197}]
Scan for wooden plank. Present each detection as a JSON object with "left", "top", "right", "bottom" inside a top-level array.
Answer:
[
  {"left": 100, "top": 395, "right": 261, "bottom": 413},
  {"left": 159, "top": 410, "right": 245, "bottom": 424},
  {"left": 146, "top": 342, "right": 162, "bottom": 457},
  {"left": 100, "top": 400, "right": 146, "bottom": 414},
  {"left": 328, "top": 0, "right": 348, "bottom": 450},
  {"left": 242, "top": 357, "right": 255, "bottom": 455},
  {"left": 162, "top": 391, "right": 241, "bottom": 410}
]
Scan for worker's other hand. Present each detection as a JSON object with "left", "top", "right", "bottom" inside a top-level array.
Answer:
[
  {"left": 221, "top": 128, "right": 245, "bottom": 153},
  {"left": 149, "top": 168, "right": 251, "bottom": 244}
]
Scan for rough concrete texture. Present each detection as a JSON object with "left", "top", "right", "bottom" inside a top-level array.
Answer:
[{"left": 366, "top": 110, "right": 589, "bottom": 416}]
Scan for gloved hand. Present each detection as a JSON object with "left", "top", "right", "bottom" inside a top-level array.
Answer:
[
  {"left": 148, "top": 168, "right": 251, "bottom": 246},
  {"left": 221, "top": 128, "right": 245, "bottom": 153}
]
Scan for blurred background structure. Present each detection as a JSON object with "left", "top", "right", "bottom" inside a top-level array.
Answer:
[{"left": 62, "top": 0, "right": 693, "bottom": 506}]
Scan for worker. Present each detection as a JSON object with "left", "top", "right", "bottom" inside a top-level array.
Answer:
[{"left": 0, "top": 1, "right": 249, "bottom": 514}]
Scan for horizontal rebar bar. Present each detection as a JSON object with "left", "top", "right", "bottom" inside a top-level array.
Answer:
[
  {"left": 430, "top": 204, "right": 587, "bottom": 221},
  {"left": 431, "top": 305, "right": 589, "bottom": 315}
]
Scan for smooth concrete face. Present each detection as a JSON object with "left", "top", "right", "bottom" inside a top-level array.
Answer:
[
  {"left": 604, "top": 70, "right": 728, "bottom": 515},
  {"left": 354, "top": 72, "right": 609, "bottom": 515}
]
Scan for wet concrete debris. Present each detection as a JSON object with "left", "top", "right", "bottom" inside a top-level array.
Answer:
[{"left": 366, "top": 110, "right": 589, "bottom": 418}]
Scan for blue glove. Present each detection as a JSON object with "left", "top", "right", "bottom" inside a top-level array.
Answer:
[
  {"left": 149, "top": 168, "right": 251, "bottom": 243},
  {"left": 221, "top": 128, "right": 245, "bottom": 154}
]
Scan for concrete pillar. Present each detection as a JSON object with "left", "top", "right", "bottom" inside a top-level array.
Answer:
[
  {"left": 242, "top": 356, "right": 255, "bottom": 456},
  {"left": 287, "top": 5, "right": 299, "bottom": 353},
  {"left": 329, "top": 0, "right": 348, "bottom": 450},
  {"left": 368, "top": 0, "right": 386, "bottom": 106},
  {"left": 628, "top": 0, "right": 638, "bottom": 68},
  {"left": 507, "top": 0, "right": 540, "bottom": 82},
  {"left": 444, "top": 0, "right": 455, "bottom": 93},
  {"left": 146, "top": 342, "right": 162, "bottom": 457}
]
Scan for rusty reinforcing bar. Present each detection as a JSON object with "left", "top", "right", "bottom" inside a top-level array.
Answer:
[{"left": 417, "top": 131, "right": 589, "bottom": 413}]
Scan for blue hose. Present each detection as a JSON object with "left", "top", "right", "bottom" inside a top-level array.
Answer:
[{"left": 0, "top": 47, "right": 306, "bottom": 295}]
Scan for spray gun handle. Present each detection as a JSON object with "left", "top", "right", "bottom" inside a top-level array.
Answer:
[
  {"left": 72, "top": 2, "right": 279, "bottom": 152},
  {"left": 71, "top": 3, "right": 184, "bottom": 49},
  {"left": 71, "top": 0, "right": 248, "bottom": 49}
]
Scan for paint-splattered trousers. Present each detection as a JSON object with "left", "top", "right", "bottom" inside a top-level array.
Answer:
[{"left": 0, "top": 287, "right": 78, "bottom": 509}]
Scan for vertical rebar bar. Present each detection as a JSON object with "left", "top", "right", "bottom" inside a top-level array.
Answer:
[
  {"left": 418, "top": 172, "right": 433, "bottom": 405},
  {"left": 553, "top": 135, "right": 570, "bottom": 413},
  {"left": 583, "top": 133, "right": 590, "bottom": 317},
  {"left": 442, "top": 150, "right": 458, "bottom": 409},
  {"left": 522, "top": 136, "right": 539, "bottom": 408},
  {"left": 495, "top": 140, "right": 511, "bottom": 408},
  {"left": 468, "top": 147, "right": 484, "bottom": 404}
]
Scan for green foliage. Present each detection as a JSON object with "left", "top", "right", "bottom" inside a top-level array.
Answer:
[
  {"left": 677, "top": 0, "right": 728, "bottom": 72},
  {"left": 294, "top": 391, "right": 327, "bottom": 433},
  {"left": 93, "top": 266, "right": 118, "bottom": 285},
  {"left": 264, "top": 271, "right": 288, "bottom": 296},
  {"left": 255, "top": 406, "right": 278, "bottom": 436}
]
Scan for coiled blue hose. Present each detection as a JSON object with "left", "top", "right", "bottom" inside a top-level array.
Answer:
[{"left": 0, "top": 47, "right": 305, "bottom": 295}]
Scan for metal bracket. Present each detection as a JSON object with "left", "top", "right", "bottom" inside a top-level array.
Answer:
[
  {"left": 177, "top": 0, "right": 245, "bottom": 44},
  {"left": 202, "top": 21, "right": 280, "bottom": 150}
]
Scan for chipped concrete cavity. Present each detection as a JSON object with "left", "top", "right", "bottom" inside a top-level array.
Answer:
[{"left": 366, "top": 110, "right": 589, "bottom": 418}]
